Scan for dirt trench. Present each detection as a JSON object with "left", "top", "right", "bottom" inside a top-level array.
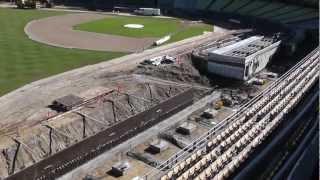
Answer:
[{"left": 0, "top": 80, "right": 189, "bottom": 178}]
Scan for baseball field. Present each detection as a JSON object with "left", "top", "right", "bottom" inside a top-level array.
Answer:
[
  {"left": 0, "top": 8, "right": 212, "bottom": 96},
  {"left": 0, "top": 8, "right": 125, "bottom": 96}
]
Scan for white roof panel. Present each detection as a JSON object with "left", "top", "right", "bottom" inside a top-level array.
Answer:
[{"left": 210, "top": 36, "right": 263, "bottom": 55}]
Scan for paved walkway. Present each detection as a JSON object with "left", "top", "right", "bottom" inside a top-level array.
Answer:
[{"left": 24, "top": 13, "right": 156, "bottom": 52}]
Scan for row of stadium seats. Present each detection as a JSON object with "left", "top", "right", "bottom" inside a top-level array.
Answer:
[
  {"left": 281, "top": 12, "right": 318, "bottom": 23},
  {"left": 223, "top": 0, "right": 252, "bottom": 13},
  {"left": 260, "top": 5, "right": 301, "bottom": 19},
  {"left": 195, "top": 0, "right": 213, "bottom": 10},
  {"left": 249, "top": 2, "right": 288, "bottom": 16},
  {"left": 193, "top": 0, "right": 318, "bottom": 24},
  {"left": 237, "top": 1, "right": 268, "bottom": 14}
]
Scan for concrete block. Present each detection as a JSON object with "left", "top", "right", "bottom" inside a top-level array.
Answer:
[
  {"left": 111, "top": 161, "right": 130, "bottom": 177},
  {"left": 177, "top": 122, "right": 197, "bottom": 135},
  {"left": 149, "top": 140, "right": 169, "bottom": 154},
  {"left": 201, "top": 108, "right": 218, "bottom": 119}
]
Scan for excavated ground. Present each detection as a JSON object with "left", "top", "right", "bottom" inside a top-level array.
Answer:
[
  {"left": 0, "top": 73, "right": 208, "bottom": 178},
  {"left": 0, "top": 34, "right": 247, "bottom": 178},
  {"left": 1, "top": 33, "right": 273, "bottom": 179}
]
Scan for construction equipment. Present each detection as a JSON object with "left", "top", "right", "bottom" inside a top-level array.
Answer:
[
  {"left": 16, "top": 0, "right": 36, "bottom": 9},
  {"left": 16, "top": 0, "right": 53, "bottom": 9},
  {"left": 41, "top": 0, "right": 53, "bottom": 8}
]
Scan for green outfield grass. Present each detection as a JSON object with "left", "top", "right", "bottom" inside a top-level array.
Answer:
[
  {"left": 75, "top": 15, "right": 213, "bottom": 42},
  {"left": 0, "top": 8, "right": 126, "bottom": 96}
]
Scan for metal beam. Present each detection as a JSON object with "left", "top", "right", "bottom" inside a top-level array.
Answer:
[
  {"left": 118, "top": 92, "right": 152, "bottom": 103},
  {"left": 41, "top": 123, "right": 75, "bottom": 141},
  {"left": 10, "top": 140, "right": 20, "bottom": 175},
  {"left": 73, "top": 111, "right": 109, "bottom": 126},
  {"left": 11, "top": 137, "right": 43, "bottom": 160},
  {"left": 101, "top": 100, "right": 117, "bottom": 123}
]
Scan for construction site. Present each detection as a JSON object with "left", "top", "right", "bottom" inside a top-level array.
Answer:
[
  {"left": 1, "top": 26, "right": 317, "bottom": 180},
  {"left": 0, "top": 0, "right": 319, "bottom": 180}
]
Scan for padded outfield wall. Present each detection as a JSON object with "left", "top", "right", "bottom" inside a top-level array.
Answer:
[{"left": 53, "top": 0, "right": 158, "bottom": 9}]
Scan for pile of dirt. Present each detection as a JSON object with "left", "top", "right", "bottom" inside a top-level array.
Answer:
[
  {"left": 219, "top": 85, "right": 259, "bottom": 107},
  {"left": 134, "top": 56, "right": 211, "bottom": 87}
]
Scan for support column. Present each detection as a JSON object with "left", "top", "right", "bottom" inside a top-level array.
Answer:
[
  {"left": 49, "top": 127, "right": 53, "bottom": 155},
  {"left": 81, "top": 114, "right": 86, "bottom": 139},
  {"left": 10, "top": 139, "right": 21, "bottom": 175},
  {"left": 125, "top": 93, "right": 135, "bottom": 114},
  {"left": 146, "top": 83, "right": 153, "bottom": 101},
  {"left": 107, "top": 100, "right": 117, "bottom": 123}
]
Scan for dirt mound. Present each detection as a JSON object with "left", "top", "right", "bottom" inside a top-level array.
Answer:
[{"left": 134, "top": 57, "right": 211, "bottom": 86}]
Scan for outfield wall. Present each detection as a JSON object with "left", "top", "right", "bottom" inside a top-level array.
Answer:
[
  {"left": 51, "top": 0, "right": 318, "bottom": 11},
  {"left": 53, "top": 0, "right": 158, "bottom": 9}
]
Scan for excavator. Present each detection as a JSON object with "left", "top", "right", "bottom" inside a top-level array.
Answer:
[{"left": 16, "top": 0, "right": 53, "bottom": 9}]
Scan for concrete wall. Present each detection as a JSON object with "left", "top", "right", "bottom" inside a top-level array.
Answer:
[
  {"left": 208, "top": 53, "right": 245, "bottom": 65},
  {"left": 246, "top": 41, "right": 281, "bottom": 78},
  {"left": 208, "top": 61, "right": 244, "bottom": 80}
]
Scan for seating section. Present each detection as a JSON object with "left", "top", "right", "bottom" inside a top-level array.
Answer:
[
  {"left": 259, "top": 5, "right": 300, "bottom": 18},
  {"left": 194, "top": 0, "right": 319, "bottom": 24},
  {"left": 249, "top": 2, "right": 286, "bottom": 16},
  {"left": 209, "top": 0, "right": 234, "bottom": 12},
  {"left": 237, "top": 1, "right": 268, "bottom": 15},
  {"left": 195, "top": 0, "right": 213, "bottom": 10},
  {"left": 223, "top": 0, "right": 253, "bottom": 13},
  {"left": 272, "top": 8, "right": 317, "bottom": 22},
  {"left": 281, "top": 12, "right": 318, "bottom": 24}
]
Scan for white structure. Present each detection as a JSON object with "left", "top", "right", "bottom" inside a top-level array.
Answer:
[
  {"left": 142, "top": 55, "right": 176, "bottom": 66},
  {"left": 155, "top": 35, "right": 171, "bottom": 46},
  {"left": 124, "top": 24, "right": 144, "bottom": 29},
  {"left": 149, "top": 140, "right": 169, "bottom": 153},
  {"left": 134, "top": 8, "right": 161, "bottom": 16},
  {"left": 207, "top": 35, "right": 281, "bottom": 80},
  {"left": 177, "top": 122, "right": 197, "bottom": 135}
]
